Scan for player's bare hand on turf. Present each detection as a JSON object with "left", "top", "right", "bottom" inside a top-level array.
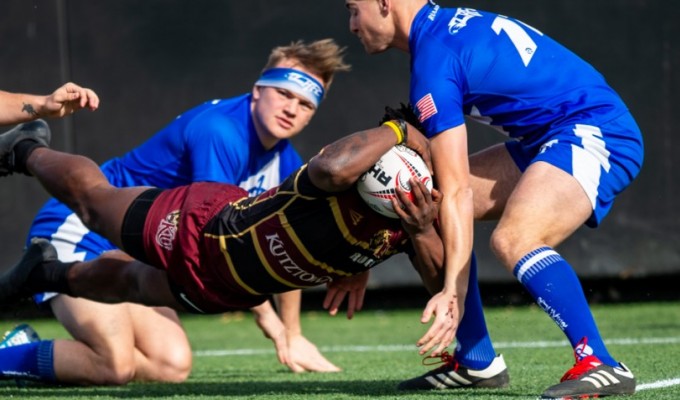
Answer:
[
  {"left": 402, "top": 121, "right": 433, "bottom": 173},
  {"left": 43, "top": 82, "right": 99, "bottom": 118},
  {"left": 417, "top": 290, "right": 460, "bottom": 356},
  {"left": 287, "top": 334, "right": 342, "bottom": 373},
  {"left": 250, "top": 301, "right": 291, "bottom": 367},
  {"left": 393, "top": 178, "right": 440, "bottom": 236},
  {"left": 323, "top": 271, "right": 369, "bottom": 319}
]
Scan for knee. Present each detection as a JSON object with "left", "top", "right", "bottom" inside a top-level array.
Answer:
[
  {"left": 489, "top": 226, "right": 519, "bottom": 271},
  {"left": 91, "top": 358, "right": 137, "bottom": 386},
  {"left": 151, "top": 344, "right": 193, "bottom": 383},
  {"left": 71, "top": 187, "right": 111, "bottom": 233},
  {"left": 76, "top": 205, "right": 105, "bottom": 234},
  {"left": 90, "top": 346, "right": 191, "bottom": 385}
]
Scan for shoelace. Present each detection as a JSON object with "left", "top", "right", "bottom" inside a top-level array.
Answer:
[
  {"left": 422, "top": 351, "right": 460, "bottom": 372},
  {"left": 560, "top": 337, "right": 603, "bottom": 382}
]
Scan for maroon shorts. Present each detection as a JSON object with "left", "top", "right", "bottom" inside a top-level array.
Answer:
[{"left": 121, "top": 182, "right": 268, "bottom": 313}]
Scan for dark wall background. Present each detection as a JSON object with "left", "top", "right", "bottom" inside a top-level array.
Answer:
[{"left": 1, "top": 0, "right": 678, "bottom": 286}]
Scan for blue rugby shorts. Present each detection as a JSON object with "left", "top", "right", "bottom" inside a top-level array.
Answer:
[{"left": 505, "top": 111, "right": 643, "bottom": 227}]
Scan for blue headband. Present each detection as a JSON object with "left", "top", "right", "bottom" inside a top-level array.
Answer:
[{"left": 255, "top": 67, "right": 325, "bottom": 107}]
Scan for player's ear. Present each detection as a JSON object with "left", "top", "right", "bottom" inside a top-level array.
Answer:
[
  {"left": 252, "top": 85, "right": 262, "bottom": 100},
  {"left": 379, "top": 0, "right": 390, "bottom": 13}
]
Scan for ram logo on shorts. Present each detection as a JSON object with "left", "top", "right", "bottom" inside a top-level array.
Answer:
[{"left": 156, "top": 210, "right": 180, "bottom": 251}]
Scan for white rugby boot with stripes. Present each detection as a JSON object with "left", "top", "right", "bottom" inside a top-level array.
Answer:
[
  {"left": 542, "top": 339, "right": 635, "bottom": 399},
  {"left": 397, "top": 352, "right": 509, "bottom": 390}
]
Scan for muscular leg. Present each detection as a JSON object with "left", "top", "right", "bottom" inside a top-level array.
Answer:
[
  {"left": 1, "top": 126, "right": 192, "bottom": 385},
  {"left": 453, "top": 253, "right": 498, "bottom": 370},
  {"left": 26, "top": 147, "right": 147, "bottom": 248},
  {"left": 52, "top": 294, "right": 191, "bottom": 385},
  {"left": 128, "top": 305, "right": 192, "bottom": 382},
  {"left": 65, "top": 251, "right": 185, "bottom": 309},
  {"left": 469, "top": 143, "right": 592, "bottom": 263},
  {"left": 8, "top": 141, "right": 192, "bottom": 384},
  {"left": 479, "top": 155, "right": 617, "bottom": 366},
  {"left": 13, "top": 148, "right": 185, "bottom": 308},
  {"left": 489, "top": 161, "right": 591, "bottom": 267},
  {"left": 0, "top": 249, "right": 189, "bottom": 384},
  {"left": 468, "top": 143, "right": 522, "bottom": 221}
]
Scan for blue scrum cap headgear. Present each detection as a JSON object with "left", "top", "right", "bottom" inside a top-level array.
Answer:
[{"left": 255, "top": 67, "right": 325, "bottom": 108}]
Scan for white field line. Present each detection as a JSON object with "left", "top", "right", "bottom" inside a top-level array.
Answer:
[
  {"left": 637, "top": 378, "right": 680, "bottom": 391},
  {"left": 194, "top": 336, "right": 680, "bottom": 357},
  {"left": 194, "top": 336, "right": 680, "bottom": 392}
]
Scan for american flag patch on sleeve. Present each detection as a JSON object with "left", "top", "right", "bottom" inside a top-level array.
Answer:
[{"left": 415, "top": 93, "right": 438, "bottom": 122}]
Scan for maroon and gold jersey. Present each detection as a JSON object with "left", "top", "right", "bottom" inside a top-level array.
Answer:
[
  {"left": 141, "top": 166, "right": 413, "bottom": 313},
  {"left": 205, "top": 165, "right": 412, "bottom": 295}
]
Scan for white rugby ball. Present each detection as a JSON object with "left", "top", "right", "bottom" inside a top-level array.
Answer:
[{"left": 357, "top": 145, "right": 433, "bottom": 218}]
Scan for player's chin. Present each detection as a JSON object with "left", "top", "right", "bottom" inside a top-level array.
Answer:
[
  {"left": 271, "top": 126, "right": 301, "bottom": 141},
  {"left": 362, "top": 41, "right": 389, "bottom": 55}
]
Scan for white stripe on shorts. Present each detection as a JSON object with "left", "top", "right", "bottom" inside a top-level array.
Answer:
[{"left": 571, "top": 124, "right": 611, "bottom": 210}]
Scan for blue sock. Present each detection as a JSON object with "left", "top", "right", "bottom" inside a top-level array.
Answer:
[
  {"left": 513, "top": 247, "right": 618, "bottom": 367},
  {"left": 0, "top": 341, "right": 56, "bottom": 382},
  {"left": 454, "top": 252, "right": 497, "bottom": 370}
]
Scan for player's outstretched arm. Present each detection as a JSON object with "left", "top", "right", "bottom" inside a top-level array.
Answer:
[
  {"left": 308, "top": 119, "right": 429, "bottom": 192},
  {"left": 0, "top": 82, "right": 99, "bottom": 125},
  {"left": 42, "top": 82, "right": 99, "bottom": 118},
  {"left": 416, "top": 124, "right": 473, "bottom": 357},
  {"left": 250, "top": 300, "right": 292, "bottom": 369},
  {"left": 274, "top": 291, "right": 341, "bottom": 372},
  {"left": 394, "top": 178, "right": 445, "bottom": 294},
  {"left": 251, "top": 294, "right": 341, "bottom": 373}
]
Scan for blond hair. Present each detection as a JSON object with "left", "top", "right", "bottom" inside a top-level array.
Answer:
[{"left": 263, "top": 38, "right": 351, "bottom": 92}]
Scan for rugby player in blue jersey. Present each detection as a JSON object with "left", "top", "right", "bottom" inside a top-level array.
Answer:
[
  {"left": 0, "top": 82, "right": 98, "bottom": 125},
  {"left": 345, "top": 1, "right": 643, "bottom": 398},
  {"left": 0, "top": 39, "right": 349, "bottom": 385}
]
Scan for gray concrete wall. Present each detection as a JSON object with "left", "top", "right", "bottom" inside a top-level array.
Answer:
[{"left": 1, "top": 0, "right": 678, "bottom": 285}]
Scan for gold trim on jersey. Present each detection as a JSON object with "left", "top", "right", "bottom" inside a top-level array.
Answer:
[
  {"left": 203, "top": 169, "right": 324, "bottom": 293},
  {"left": 280, "top": 213, "right": 351, "bottom": 277},
  {"left": 217, "top": 235, "right": 262, "bottom": 296},
  {"left": 328, "top": 197, "right": 371, "bottom": 250},
  {"left": 205, "top": 169, "right": 316, "bottom": 242},
  {"left": 251, "top": 228, "right": 306, "bottom": 289},
  {"left": 230, "top": 188, "right": 310, "bottom": 211},
  {"left": 204, "top": 196, "right": 299, "bottom": 241}
]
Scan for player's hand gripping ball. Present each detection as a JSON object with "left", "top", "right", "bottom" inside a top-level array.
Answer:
[{"left": 357, "top": 145, "right": 433, "bottom": 218}]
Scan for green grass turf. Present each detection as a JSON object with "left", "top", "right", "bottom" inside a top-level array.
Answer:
[{"left": 1, "top": 301, "right": 679, "bottom": 399}]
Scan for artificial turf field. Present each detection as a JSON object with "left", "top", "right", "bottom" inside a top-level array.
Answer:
[{"left": 1, "top": 301, "right": 678, "bottom": 399}]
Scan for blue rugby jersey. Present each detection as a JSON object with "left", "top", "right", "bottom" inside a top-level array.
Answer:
[
  {"left": 27, "top": 94, "right": 302, "bottom": 259},
  {"left": 103, "top": 94, "right": 302, "bottom": 195},
  {"left": 409, "top": 4, "right": 629, "bottom": 143}
]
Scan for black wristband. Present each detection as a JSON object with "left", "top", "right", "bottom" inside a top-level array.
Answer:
[{"left": 396, "top": 119, "right": 408, "bottom": 145}]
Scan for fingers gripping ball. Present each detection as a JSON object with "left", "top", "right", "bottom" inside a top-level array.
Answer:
[{"left": 357, "top": 145, "right": 433, "bottom": 218}]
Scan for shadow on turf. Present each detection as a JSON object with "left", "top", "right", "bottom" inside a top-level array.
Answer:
[{"left": 0, "top": 379, "right": 532, "bottom": 398}]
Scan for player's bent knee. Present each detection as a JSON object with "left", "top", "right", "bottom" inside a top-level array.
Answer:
[
  {"left": 489, "top": 227, "right": 519, "bottom": 271},
  {"left": 70, "top": 204, "right": 104, "bottom": 236},
  {"left": 154, "top": 346, "right": 192, "bottom": 383},
  {"left": 91, "top": 360, "right": 137, "bottom": 386},
  {"left": 158, "top": 364, "right": 191, "bottom": 383},
  {"left": 93, "top": 344, "right": 191, "bottom": 384}
]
